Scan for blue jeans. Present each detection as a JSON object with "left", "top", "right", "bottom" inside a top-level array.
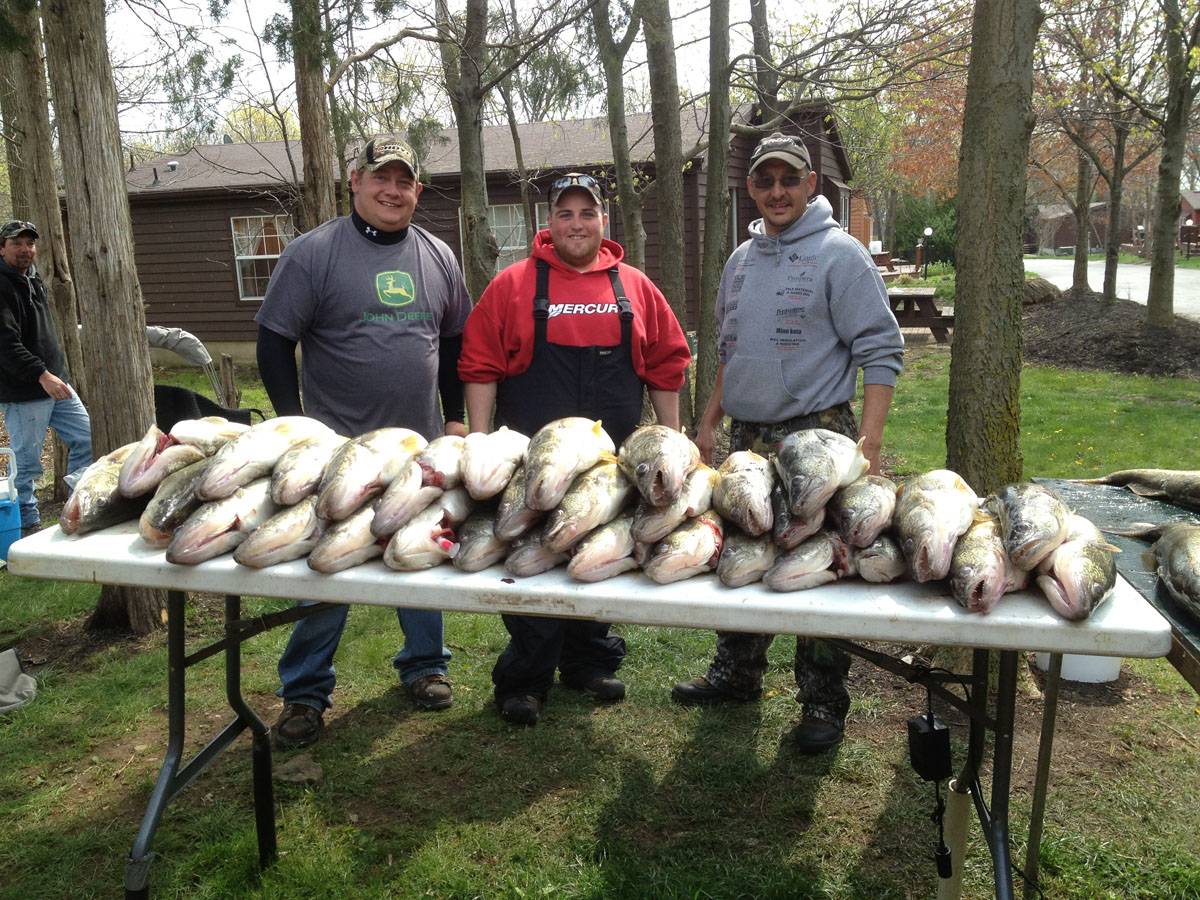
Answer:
[
  {"left": 277, "top": 602, "right": 451, "bottom": 712},
  {"left": 1, "top": 393, "right": 92, "bottom": 528}
]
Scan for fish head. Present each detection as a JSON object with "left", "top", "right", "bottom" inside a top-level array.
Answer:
[
  {"left": 899, "top": 504, "right": 957, "bottom": 582},
  {"left": 1037, "top": 541, "right": 1117, "bottom": 621}
]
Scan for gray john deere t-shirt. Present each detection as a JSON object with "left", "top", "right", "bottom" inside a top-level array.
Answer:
[{"left": 256, "top": 217, "right": 472, "bottom": 438}]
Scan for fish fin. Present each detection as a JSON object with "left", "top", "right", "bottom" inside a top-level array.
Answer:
[
  {"left": 1126, "top": 485, "right": 1166, "bottom": 499},
  {"left": 599, "top": 450, "right": 619, "bottom": 464},
  {"left": 1102, "top": 522, "right": 1161, "bottom": 540},
  {"left": 971, "top": 508, "right": 993, "bottom": 525},
  {"left": 1099, "top": 542, "right": 1121, "bottom": 554},
  {"left": 1141, "top": 549, "right": 1156, "bottom": 568}
]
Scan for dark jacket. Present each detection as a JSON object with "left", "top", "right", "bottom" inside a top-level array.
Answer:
[{"left": 0, "top": 260, "right": 68, "bottom": 402}]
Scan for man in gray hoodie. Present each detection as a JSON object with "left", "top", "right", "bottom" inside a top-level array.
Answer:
[{"left": 672, "top": 132, "right": 903, "bottom": 754}]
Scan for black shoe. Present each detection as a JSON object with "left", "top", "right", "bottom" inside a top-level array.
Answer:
[
  {"left": 274, "top": 702, "right": 324, "bottom": 750},
  {"left": 561, "top": 672, "right": 626, "bottom": 702},
  {"left": 790, "top": 715, "right": 844, "bottom": 755},
  {"left": 407, "top": 673, "right": 453, "bottom": 710},
  {"left": 670, "top": 676, "right": 757, "bottom": 707},
  {"left": 499, "top": 694, "right": 543, "bottom": 726}
]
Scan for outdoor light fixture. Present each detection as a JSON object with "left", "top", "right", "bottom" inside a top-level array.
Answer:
[
  {"left": 922, "top": 227, "right": 933, "bottom": 278},
  {"left": 1187, "top": 219, "right": 1195, "bottom": 258}
]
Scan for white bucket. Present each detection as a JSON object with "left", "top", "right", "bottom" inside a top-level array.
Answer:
[{"left": 1034, "top": 652, "right": 1122, "bottom": 683}]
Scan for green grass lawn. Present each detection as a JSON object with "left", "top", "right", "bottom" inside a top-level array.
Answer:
[{"left": 1, "top": 358, "right": 1198, "bottom": 898}]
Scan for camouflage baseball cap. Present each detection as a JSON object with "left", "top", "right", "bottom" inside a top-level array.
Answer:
[
  {"left": 355, "top": 136, "right": 419, "bottom": 179},
  {"left": 0, "top": 220, "right": 39, "bottom": 241}
]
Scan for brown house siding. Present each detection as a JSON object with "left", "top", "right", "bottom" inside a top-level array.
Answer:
[{"left": 850, "top": 192, "right": 873, "bottom": 247}]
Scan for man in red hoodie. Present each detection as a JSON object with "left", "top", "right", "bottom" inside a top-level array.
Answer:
[{"left": 459, "top": 173, "right": 691, "bottom": 726}]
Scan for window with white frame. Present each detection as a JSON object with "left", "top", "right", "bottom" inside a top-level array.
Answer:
[
  {"left": 231, "top": 215, "right": 295, "bottom": 300},
  {"left": 488, "top": 202, "right": 550, "bottom": 271}
]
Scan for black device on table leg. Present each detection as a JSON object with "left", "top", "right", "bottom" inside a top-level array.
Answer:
[{"left": 908, "top": 685, "right": 954, "bottom": 879}]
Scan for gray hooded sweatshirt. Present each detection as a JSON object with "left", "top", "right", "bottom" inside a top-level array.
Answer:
[{"left": 715, "top": 195, "right": 903, "bottom": 423}]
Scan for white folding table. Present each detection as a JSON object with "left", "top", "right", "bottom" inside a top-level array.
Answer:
[{"left": 9, "top": 523, "right": 1172, "bottom": 899}]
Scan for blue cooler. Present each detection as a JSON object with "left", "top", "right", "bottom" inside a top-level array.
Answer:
[{"left": 0, "top": 448, "right": 21, "bottom": 562}]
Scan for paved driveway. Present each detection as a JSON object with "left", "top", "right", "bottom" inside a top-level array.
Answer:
[{"left": 1023, "top": 258, "right": 1200, "bottom": 322}]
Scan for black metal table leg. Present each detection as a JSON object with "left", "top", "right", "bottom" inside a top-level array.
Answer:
[
  {"left": 125, "top": 590, "right": 188, "bottom": 899},
  {"left": 224, "top": 595, "right": 277, "bottom": 870}
]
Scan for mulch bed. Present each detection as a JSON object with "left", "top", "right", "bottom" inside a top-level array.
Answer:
[{"left": 1023, "top": 290, "right": 1200, "bottom": 379}]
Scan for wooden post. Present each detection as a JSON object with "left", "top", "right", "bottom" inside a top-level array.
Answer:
[{"left": 220, "top": 355, "right": 241, "bottom": 409}]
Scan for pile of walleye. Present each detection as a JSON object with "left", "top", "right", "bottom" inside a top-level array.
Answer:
[{"left": 59, "top": 415, "right": 1125, "bottom": 621}]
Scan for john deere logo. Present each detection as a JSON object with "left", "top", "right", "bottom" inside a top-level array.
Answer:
[{"left": 376, "top": 271, "right": 416, "bottom": 307}]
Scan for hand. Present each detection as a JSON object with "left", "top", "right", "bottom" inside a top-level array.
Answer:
[
  {"left": 694, "top": 423, "right": 716, "bottom": 465},
  {"left": 38, "top": 371, "right": 73, "bottom": 401},
  {"left": 860, "top": 435, "right": 883, "bottom": 476},
  {"left": 443, "top": 420, "right": 468, "bottom": 438}
]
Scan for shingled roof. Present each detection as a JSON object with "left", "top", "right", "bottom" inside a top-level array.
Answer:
[{"left": 126, "top": 106, "right": 731, "bottom": 196}]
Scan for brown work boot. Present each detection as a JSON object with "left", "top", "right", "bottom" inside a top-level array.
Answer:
[
  {"left": 407, "top": 673, "right": 453, "bottom": 710},
  {"left": 273, "top": 702, "right": 324, "bottom": 750}
]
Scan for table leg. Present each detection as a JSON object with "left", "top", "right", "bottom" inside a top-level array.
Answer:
[
  {"left": 1024, "top": 652, "right": 1062, "bottom": 897},
  {"left": 224, "top": 595, "right": 277, "bottom": 870},
  {"left": 125, "top": 590, "right": 188, "bottom": 899}
]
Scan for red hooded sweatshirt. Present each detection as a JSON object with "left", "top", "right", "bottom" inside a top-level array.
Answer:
[{"left": 458, "top": 230, "right": 691, "bottom": 391}]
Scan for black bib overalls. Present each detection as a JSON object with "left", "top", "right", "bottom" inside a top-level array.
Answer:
[{"left": 491, "top": 259, "right": 643, "bottom": 702}]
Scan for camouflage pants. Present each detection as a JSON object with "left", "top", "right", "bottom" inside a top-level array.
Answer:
[{"left": 705, "top": 403, "right": 859, "bottom": 724}]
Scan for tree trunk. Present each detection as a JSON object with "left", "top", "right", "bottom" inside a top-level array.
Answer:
[
  {"left": 883, "top": 188, "right": 898, "bottom": 253},
  {"left": 1072, "top": 149, "right": 1092, "bottom": 292},
  {"left": 748, "top": 0, "right": 780, "bottom": 121},
  {"left": 42, "top": 0, "right": 166, "bottom": 634},
  {"left": 500, "top": 78, "right": 536, "bottom": 248},
  {"left": 291, "top": 0, "right": 337, "bottom": 231},
  {"left": 695, "top": 0, "right": 729, "bottom": 423},
  {"left": 641, "top": 0, "right": 692, "bottom": 427},
  {"left": 0, "top": 60, "right": 34, "bottom": 220},
  {"left": 593, "top": 0, "right": 645, "bottom": 269},
  {"left": 1146, "top": 0, "right": 1197, "bottom": 328},
  {"left": 437, "top": 0, "right": 498, "bottom": 300},
  {"left": 1102, "top": 125, "right": 1128, "bottom": 303},
  {"left": 946, "top": 0, "right": 1042, "bottom": 494}
]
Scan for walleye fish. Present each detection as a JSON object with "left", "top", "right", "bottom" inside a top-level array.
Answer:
[
  {"left": 771, "top": 483, "right": 826, "bottom": 550},
  {"left": 774, "top": 428, "right": 869, "bottom": 520},
  {"left": 371, "top": 459, "right": 443, "bottom": 537},
  {"left": 829, "top": 475, "right": 897, "bottom": 549},
  {"left": 567, "top": 512, "right": 640, "bottom": 582},
  {"left": 763, "top": 530, "right": 853, "bottom": 592},
  {"left": 416, "top": 435, "right": 467, "bottom": 489},
  {"left": 198, "top": 416, "right": 333, "bottom": 500},
  {"left": 717, "top": 529, "right": 777, "bottom": 587},
  {"left": 270, "top": 434, "right": 349, "bottom": 506},
  {"left": 853, "top": 534, "right": 906, "bottom": 584},
  {"left": 60, "top": 443, "right": 146, "bottom": 535},
  {"left": 451, "top": 511, "right": 511, "bottom": 572},
  {"left": 543, "top": 461, "right": 633, "bottom": 553},
  {"left": 643, "top": 512, "right": 724, "bottom": 584},
  {"left": 493, "top": 464, "right": 544, "bottom": 541},
  {"left": 118, "top": 424, "right": 207, "bottom": 497},
  {"left": 1073, "top": 469, "right": 1200, "bottom": 512},
  {"left": 992, "top": 482, "right": 1071, "bottom": 571},
  {"left": 524, "top": 417, "right": 616, "bottom": 511},
  {"left": 166, "top": 478, "right": 277, "bottom": 565},
  {"left": 308, "top": 505, "right": 384, "bottom": 574},
  {"left": 632, "top": 464, "right": 719, "bottom": 544},
  {"left": 1035, "top": 514, "right": 1118, "bottom": 621},
  {"left": 1106, "top": 522, "right": 1200, "bottom": 618},
  {"left": 383, "top": 487, "right": 474, "bottom": 571},
  {"left": 618, "top": 425, "right": 699, "bottom": 507},
  {"left": 712, "top": 451, "right": 774, "bottom": 536},
  {"left": 233, "top": 496, "right": 324, "bottom": 568},
  {"left": 504, "top": 528, "right": 569, "bottom": 577},
  {"left": 315, "top": 428, "right": 425, "bottom": 521},
  {"left": 168, "top": 416, "right": 251, "bottom": 456},
  {"left": 893, "top": 469, "right": 979, "bottom": 582},
  {"left": 948, "top": 510, "right": 1027, "bottom": 613},
  {"left": 139, "top": 457, "right": 214, "bottom": 548},
  {"left": 461, "top": 427, "right": 529, "bottom": 500}
]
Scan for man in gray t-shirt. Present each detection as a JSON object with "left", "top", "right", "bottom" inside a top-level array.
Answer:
[{"left": 255, "top": 135, "right": 472, "bottom": 750}]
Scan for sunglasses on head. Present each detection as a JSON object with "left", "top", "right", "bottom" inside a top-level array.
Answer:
[{"left": 549, "top": 173, "right": 602, "bottom": 195}]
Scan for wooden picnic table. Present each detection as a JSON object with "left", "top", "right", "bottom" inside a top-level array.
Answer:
[{"left": 887, "top": 286, "right": 954, "bottom": 343}]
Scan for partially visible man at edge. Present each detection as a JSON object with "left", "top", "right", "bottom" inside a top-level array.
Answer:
[
  {"left": 458, "top": 172, "right": 691, "bottom": 727},
  {"left": 672, "top": 132, "right": 904, "bottom": 754},
  {"left": 0, "top": 219, "right": 93, "bottom": 535},
  {"left": 255, "top": 136, "right": 472, "bottom": 750}
]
